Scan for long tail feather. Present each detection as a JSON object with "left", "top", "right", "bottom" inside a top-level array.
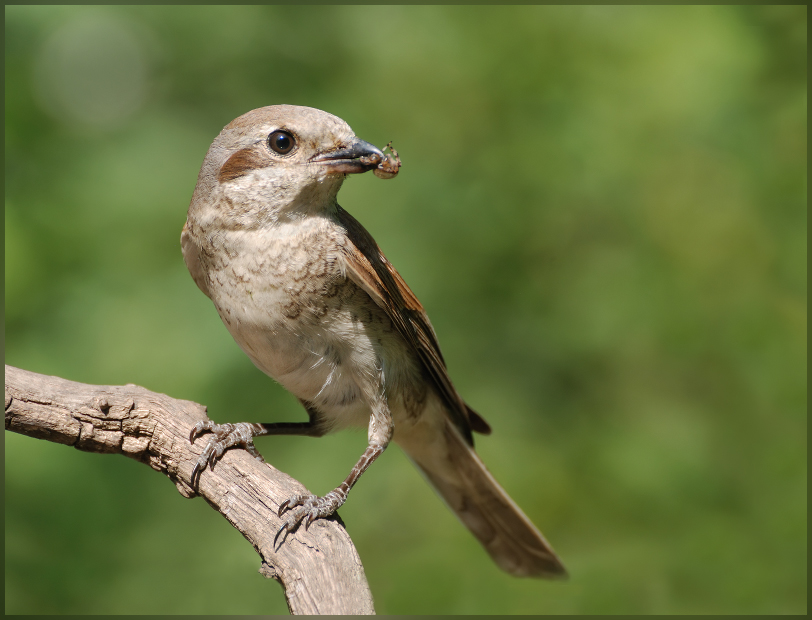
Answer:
[{"left": 402, "top": 417, "right": 566, "bottom": 578}]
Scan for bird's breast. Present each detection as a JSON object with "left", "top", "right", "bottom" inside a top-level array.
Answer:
[{"left": 196, "top": 217, "right": 420, "bottom": 427}]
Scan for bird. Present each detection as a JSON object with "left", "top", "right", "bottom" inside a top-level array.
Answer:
[{"left": 181, "top": 104, "right": 566, "bottom": 578}]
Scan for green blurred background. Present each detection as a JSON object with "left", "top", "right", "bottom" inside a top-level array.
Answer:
[{"left": 5, "top": 5, "right": 806, "bottom": 614}]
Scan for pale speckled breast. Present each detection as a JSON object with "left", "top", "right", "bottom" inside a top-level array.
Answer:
[
  {"left": 201, "top": 216, "right": 343, "bottom": 329},
  {"left": 196, "top": 214, "right": 428, "bottom": 427}
]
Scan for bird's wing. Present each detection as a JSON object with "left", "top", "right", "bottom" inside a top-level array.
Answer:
[{"left": 335, "top": 205, "right": 491, "bottom": 444}]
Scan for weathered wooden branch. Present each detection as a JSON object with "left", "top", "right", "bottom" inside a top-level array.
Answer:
[{"left": 4, "top": 364, "right": 375, "bottom": 615}]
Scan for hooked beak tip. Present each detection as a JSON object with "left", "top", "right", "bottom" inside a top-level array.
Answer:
[{"left": 311, "top": 138, "right": 384, "bottom": 174}]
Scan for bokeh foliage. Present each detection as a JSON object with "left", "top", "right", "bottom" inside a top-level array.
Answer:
[{"left": 5, "top": 5, "right": 806, "bottom": 614}]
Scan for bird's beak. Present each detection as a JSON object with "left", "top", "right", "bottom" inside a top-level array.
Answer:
[{"left": 310, "top": 138, "right": 385, "bottom": 175}]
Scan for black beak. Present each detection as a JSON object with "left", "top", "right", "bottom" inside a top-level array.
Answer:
[{"left": 311, "top": 138, "right": 384, "bottom": 174}]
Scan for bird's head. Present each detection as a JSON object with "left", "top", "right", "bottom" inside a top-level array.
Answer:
[{"left": 189, "top": 105, "right": 392, "bottom": 228}]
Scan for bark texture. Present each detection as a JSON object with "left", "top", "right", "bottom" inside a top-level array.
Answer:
[{"left": 4, "top": 364, "right": 375, "bottom": 615}]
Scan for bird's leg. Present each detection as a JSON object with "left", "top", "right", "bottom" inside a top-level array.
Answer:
[
  {"left": 189, "top": 420, "right": 324, "bottom": 488},
  {"left": 276, "top": 399, "right": 394, "bottom": 539}
]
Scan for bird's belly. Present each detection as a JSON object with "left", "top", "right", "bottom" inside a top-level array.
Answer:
[
  {"left": 203, "top": 222, "right": 427, "bottom": 432},
  {"left": 210, "top": 273, "right": 403, "bottom": 431},
  {"left": 234, "top": 320, "right": 369, "bottom": 428}
]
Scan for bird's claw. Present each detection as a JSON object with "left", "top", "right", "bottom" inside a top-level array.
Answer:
[
  {"left": 188, "top": 421, "right": 262, "bottom": 488},
  {"left": 275, "top": 491, "right": 345, "bottom": 542},
  {"left": 190, "top": 419, "right": 216, "bottom": 444},
  {"left": 190, "top": 436, "right": 224, "bottom": 488}
]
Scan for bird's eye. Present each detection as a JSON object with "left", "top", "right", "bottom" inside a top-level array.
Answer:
[{"left": 268, "top": 130, "right": 295, "bottom": 155}]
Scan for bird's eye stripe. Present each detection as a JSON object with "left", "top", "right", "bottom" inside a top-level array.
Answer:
[{"left": 218, "top": 145, "right": 272, "bottom": 183}]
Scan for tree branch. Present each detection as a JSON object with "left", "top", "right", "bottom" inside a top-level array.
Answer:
[{"left": 4, "top": 364, "right": 375, "bottom": 615}]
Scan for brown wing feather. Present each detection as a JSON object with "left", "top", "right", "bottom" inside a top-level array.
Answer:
[{"left": 335, "top": 205, "right": 491, "bottom": 444}]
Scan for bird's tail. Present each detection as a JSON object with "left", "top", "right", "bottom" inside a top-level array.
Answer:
[{"left": 399, "top": 417, "right": 567, "bottom": 578}]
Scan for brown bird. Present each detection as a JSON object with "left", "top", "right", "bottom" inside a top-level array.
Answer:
[{"left": 181, "top": 104, "right": 566, "bottom": 578}]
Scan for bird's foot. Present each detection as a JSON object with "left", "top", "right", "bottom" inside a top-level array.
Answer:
[
  {"left": 275, "top": 488, "right": 348, "bottom": 540},
  {"left": 189, "top": 421, "right": 264, "bottom": 487}
]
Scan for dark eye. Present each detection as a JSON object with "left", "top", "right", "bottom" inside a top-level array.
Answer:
[{"left": 268, "top": 130, "right": 295, "bottom": 155}]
